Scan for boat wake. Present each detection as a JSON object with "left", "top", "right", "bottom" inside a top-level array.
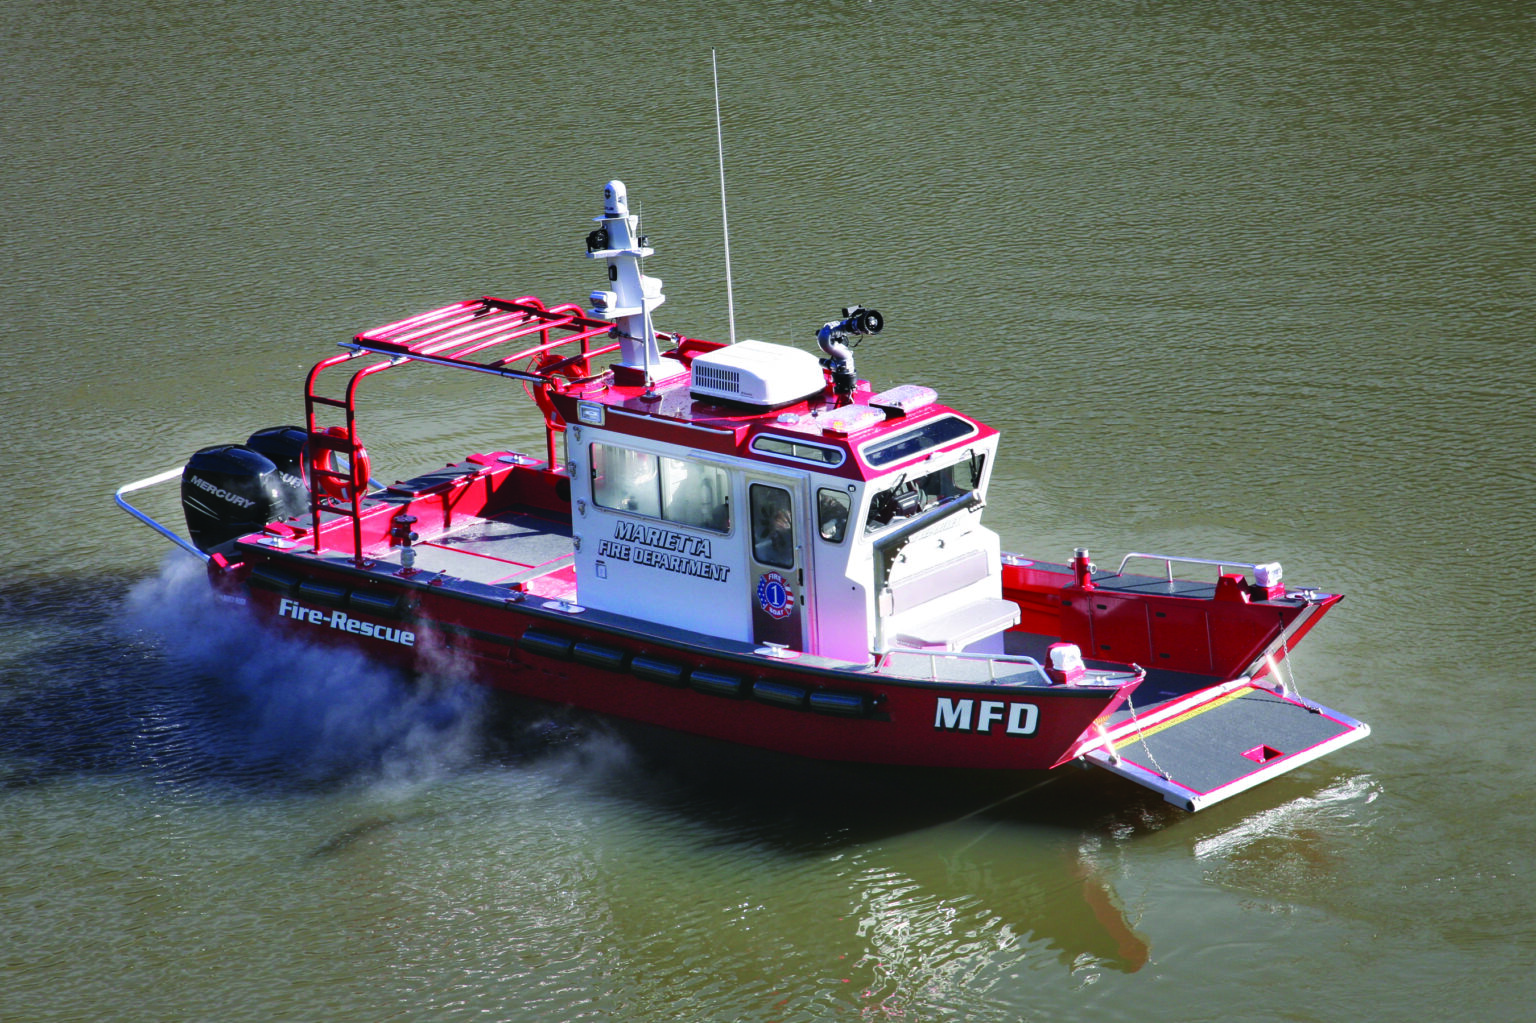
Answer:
[
  {"left": 1191, "top": 774, "right": 1382, "bottom": 862},
  {"left": 121, "top": 554, "right": 490, "bottom": 790}
]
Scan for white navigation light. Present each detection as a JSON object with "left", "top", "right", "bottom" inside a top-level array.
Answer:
[{"left": 1047, "top": 642, "right": 1086, "bottom": 684}]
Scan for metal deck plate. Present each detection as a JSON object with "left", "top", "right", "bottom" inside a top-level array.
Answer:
[{"left": 366, "top": 511, "right": 575, "bottom": 587}]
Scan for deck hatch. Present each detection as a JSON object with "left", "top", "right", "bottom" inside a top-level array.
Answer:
[{"left": 1242, "top": 743, "right": 1283, "bottom": 764}]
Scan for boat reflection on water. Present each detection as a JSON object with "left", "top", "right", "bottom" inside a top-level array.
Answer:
[
  {"left": 11, "top": 555, "right": 1154, "bottom": 994},
  {"left": 845, "top": 828, "right": 1151, "bottom": 984},
  {"left": 577, "top": 729, "right": 1156, "bottom": 982}
]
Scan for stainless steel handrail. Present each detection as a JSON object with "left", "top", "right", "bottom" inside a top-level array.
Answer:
[
  {"left": 1115, "top": 551, "right": 1263, "bottom": 582},
  {"left": 114, "top": 467, "right": 208, "bottom": 562},
  {"left": 879, "top": 649, "right": 1050, "bottom": 685}
]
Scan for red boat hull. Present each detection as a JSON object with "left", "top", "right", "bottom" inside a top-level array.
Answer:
[{"left": 238, "top": 573, "right": 1126, "bottom": 773}]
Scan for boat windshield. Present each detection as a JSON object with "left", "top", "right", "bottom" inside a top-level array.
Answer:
[{"left": 864, "top": 451, "right": 985, "bottom": 534}]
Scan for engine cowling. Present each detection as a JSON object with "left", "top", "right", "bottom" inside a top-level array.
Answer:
[
  {"left": 244, "top": 425, "right": 310, "bottom": 496},
  {"left": 180, "top": 441, "right": 307, "bottom": 551}
]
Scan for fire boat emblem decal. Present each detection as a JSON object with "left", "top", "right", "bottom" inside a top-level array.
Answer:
[{"left": 756, "top": 571, "right": 795, "bottom": 620}]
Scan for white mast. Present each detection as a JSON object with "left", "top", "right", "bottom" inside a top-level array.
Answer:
[{"left": 586, "top": 180, "right": 673, "bottom": 382}]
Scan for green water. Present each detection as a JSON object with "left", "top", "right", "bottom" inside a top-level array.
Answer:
[{"left": 4, "top": 2, "right": 1534, "bottom": 1019}]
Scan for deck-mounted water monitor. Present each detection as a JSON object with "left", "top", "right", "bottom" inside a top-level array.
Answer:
[{"left": 817, "top": 305, "right": 884, "bottom": 402}]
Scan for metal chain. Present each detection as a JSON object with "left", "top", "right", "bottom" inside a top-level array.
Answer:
[
  {"left": 1119, "top": 674, "right": 1172, "bottom": 782},
  {"left": 1278, "top": 609, "right": 1307, "bottom": 702}
]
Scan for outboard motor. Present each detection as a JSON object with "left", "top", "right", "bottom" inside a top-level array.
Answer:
[
  {"left": 180, "top": 442, "right": 307, "bottom": 551},
  {"left": 245, "top": 425, "right": 310, "bottom": 496}
]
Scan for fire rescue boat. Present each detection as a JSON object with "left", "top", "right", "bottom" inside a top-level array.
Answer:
[{"left": 117, "top": 180, "right": 1368, "bottom": 811}]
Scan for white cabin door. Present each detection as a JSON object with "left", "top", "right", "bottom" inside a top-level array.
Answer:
[{"left": 745, "top": 479, "right": 806, "bottom": 649}]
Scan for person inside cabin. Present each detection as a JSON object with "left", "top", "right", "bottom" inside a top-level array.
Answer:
[
  {"left": 818, "top": 488, "right": 850, "bottom": 543},
  {"left": 753, "top": 501, "right": 795, "bottom": 567}
]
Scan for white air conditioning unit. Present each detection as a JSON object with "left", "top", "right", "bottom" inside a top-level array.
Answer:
[{"left": 690, "top": 340, "right": 827, "bottom": 410}]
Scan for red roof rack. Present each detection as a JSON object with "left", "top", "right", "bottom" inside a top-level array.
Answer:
[{"left": 303, "top": 296, "right": 616, "bottom": 562}]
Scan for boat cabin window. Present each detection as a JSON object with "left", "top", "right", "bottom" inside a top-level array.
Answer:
[
  {"left": 590, "top": 442, "right": 731, "bottom": 533},
  {"left": 592, "top": 444, "right": 660, "bottom": 516},
  {"left": 817, "top": 488, "right": 851, "bottom": 543},
  {"left": 750, "top": 435, "right": 846, "bottom": 467},
  {"left": 751, "top": 484, "right": 795, "bottom": 568},
  {"left": 864, "top": 450, "right": 986, "bottom": 533},
  {"left": 862, "top": 414, "right": 976, "bottom": 469}
]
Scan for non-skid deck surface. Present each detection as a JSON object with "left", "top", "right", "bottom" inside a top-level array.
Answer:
[
  {"left": 1004, "top": 629, "right": 1223, "bottom": 715},
  {"left": 880, "top": 650, "right": 1046, "bottom": 686},
  {"left": 1090, "top": 571, "right": 1217, "bottom": 599},
  {"left": 405, "top": 511, "right": 574, "bottom": 587},
  {"left": 1109, "top": 686, "right": 1355, "bottom": 796}
]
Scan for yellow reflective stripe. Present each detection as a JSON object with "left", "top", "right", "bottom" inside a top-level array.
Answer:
[{"left": 1113, "top": 687, "right": 1252, "bottom": 749}]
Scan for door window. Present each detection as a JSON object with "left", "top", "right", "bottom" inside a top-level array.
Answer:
[{"left": 750, "top": 484, "right": 795, "bottom": 568}]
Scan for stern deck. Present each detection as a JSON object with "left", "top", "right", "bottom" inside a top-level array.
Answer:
[{"left": 396, "top": 511, "right": 574, "bottom": 592}]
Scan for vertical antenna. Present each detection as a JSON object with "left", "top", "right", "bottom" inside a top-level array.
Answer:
[{"left": 712, "top": 49, "right": 737, "bottom": 345}]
